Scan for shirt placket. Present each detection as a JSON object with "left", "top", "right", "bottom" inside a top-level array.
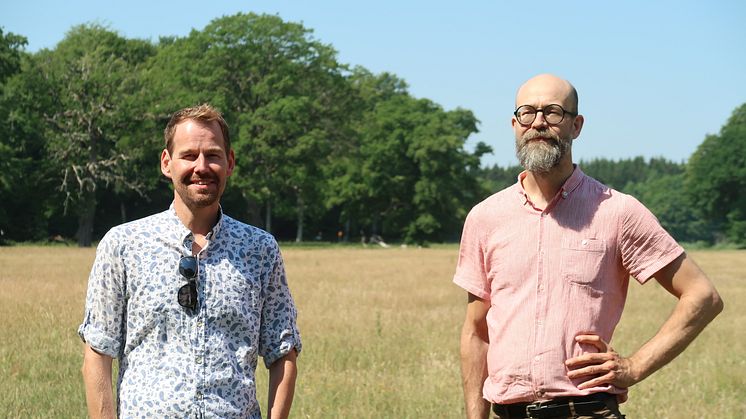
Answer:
[
  {"left": 195, "top": 246, "right": 210, "bottom": 416},
  {"left": 182, "top": 235, "right": 209, "bottom": 417},
  {"left": 532, "top": 210, "right": 549, "bottom": 399}
]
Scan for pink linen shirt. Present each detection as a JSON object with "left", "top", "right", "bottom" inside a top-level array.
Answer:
[{"left": 453, "top": 166, "right": 683, "bottom": 404}]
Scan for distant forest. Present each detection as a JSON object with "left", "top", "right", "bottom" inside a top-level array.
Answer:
[{"left": 1, "top": 14, "right": 744, "bottom": 247}]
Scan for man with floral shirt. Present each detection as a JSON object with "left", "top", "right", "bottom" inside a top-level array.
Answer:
[{"left": 79, "top": 104, "right": 301, "bottom": 418}]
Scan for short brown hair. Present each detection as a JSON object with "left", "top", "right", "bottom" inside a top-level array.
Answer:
[{"left": 164, "top": 104, "right": 230, "bottom": 154}]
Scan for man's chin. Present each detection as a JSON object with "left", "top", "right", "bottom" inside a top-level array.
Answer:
[
  {"left": 190, "top": 199, "right": 218, "bottom": 209},
  {"left": 176, "top": 190, "right": 220, "bottom": 209},
  {"left": 519, "top": 153, "right": 562, "bottom": 173}
]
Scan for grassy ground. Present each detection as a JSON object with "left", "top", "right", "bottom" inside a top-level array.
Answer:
[{"left": 0, "top": 246, "right": 743, "bottom": 418}]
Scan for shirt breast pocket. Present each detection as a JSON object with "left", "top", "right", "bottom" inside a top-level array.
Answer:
[
  {"left": 560, "top": 237, "right": 607, "bottom": 286},
  {"left": 215, "top": 271, "right": 261, "bottom": 321}
]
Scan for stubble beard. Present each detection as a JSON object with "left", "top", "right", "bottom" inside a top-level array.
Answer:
[
  {"left": 515, "top": 129, "right": 572, "bottom": 173},
  {"left": 174, "top": 176, "right": 222, "bottom": 210}
]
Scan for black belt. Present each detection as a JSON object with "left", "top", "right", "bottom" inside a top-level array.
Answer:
[{"left": 492, "top": 392, "right": 614, "bottom": 419}]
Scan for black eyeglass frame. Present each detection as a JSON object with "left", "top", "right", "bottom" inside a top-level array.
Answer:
[
  {"left": 513, "top": 104, "right": 577, "bottom": 126},
  {"left": 177, "top": 256, "right": 198, "bottom": 310}
]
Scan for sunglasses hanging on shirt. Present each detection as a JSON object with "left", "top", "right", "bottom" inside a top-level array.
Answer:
[{"left": 177, "top": 256, "right": 198, "bottom": 310}]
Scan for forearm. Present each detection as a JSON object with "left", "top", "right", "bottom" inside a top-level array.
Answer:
[
  {"left": 567, "top": 255, "right": 723, "bottom": 390},
  {"left": 627, "top": 286, "right": 723, "bottom": 382},
  {"left": 81, "top": 345, "right": 116, "bottom": 419},
  {"left": 268, "top": 349, "right": 298, "bottom": 419},
  {"left": 460, "top": 327, "right": 490, "bottom": 419}
]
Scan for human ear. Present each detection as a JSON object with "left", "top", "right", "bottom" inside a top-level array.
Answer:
[
  {"left": 226, "top": 149, "right": 236, "bottom": 177},
  {"left": 571, "top": 115, "right": 585, "bottom": 140},
  {"left": 160, "top": 149, "right": 173, "bottom": 179}
]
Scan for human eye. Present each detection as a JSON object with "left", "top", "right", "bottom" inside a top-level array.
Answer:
[
  {"left": 517, "top": 106, "right": 535, "bottom": 118},
  {"left": 545, "top": 105, "right": 563, "bottom": 118},
  {"left": 206, "top": 150, "right": 225, "bottom": 160}
]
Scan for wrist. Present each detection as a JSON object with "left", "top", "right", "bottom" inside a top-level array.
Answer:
[{"left": 624, "top": 354, "right": 648, "bottom": 386}]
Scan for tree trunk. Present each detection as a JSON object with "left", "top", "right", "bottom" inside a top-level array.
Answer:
[
  {"left": 265, "top": 200, "right": 272, "bottom": 233},
  {"left": 244, "top": 196, "right": 262, "bottom": 227},
  {"left": 372, "top": 213, "right": 380, "bottom": 235},
  {"left": 120, "top": 201, "right": 127, "bottom": 223},
  {"left": 77, "top": 124, "right": 99, "bottom": 247},
  {"left": 76, "top": 195, "right": 97, "bottom": 247},
  {"left": 344, "top": 218, "right": 350, "bottom": 243},
  {"left": 295, "top": 195, "right": 304, "bottom": 242}
]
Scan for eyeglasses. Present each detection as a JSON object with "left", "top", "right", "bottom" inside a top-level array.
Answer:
[
  {"left": 514, "top": 104, "right": 576, "bottom": 126},
  {"left": 177, "top": 256, "right": 198, "bottom": 310}
]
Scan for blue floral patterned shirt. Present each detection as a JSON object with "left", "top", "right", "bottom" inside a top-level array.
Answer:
[{"left": 78, "top": 205, "right": 301, "bottom": 418}]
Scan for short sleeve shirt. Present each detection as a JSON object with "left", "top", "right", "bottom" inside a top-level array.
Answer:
[
  {"left": 453, "top": 167, "right": 683, "bottom": 404},
  {"left": 78, "top": 205, "right": 301, "bottom": 418}
]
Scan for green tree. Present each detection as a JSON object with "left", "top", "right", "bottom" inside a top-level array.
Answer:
[
  {"left": 686, "top": 103, "right": 746, "bottom": 245},
  {"left": 580, "top": 156, "right": 684, "bottom": 190},
  {"left": 147, "top": 13, "right": 352, "bottom": 240},
  {"left": 334, "top": 69, "right": 490, "bottom": 243},
  {"left": 29, "top": 24, "right": 156, "bottom": 246},
  {"left": 625, "top": 174, "right": 712, "bottom": 243},
  {"left": 477, "top": 164, "right": 522, "bottom": 194},
  {"left": 0, "top": 29, "right": 49, "bottom": 243},
  {"left": 0, "top": 28, "right": 25, "bottom": 83}
]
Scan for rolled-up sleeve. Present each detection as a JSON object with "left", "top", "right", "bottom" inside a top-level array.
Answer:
[
  {"left": 259, "top": 241, "right": 301, "bottom": 368},
  {"left": 77, "top": 231, "right": 126, "bottom": 358}
]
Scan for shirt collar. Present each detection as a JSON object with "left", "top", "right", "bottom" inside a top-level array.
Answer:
[
  {"left": 515, "top": 164, "right": 585, "bottom": 206},
  {"left": 166, "top": 203, "right": 226, "bottom": 253},
  {"left": 560, "top": 165, "right": 584, "bottom": 199}
]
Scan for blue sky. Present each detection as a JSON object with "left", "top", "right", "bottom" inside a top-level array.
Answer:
[{"left": 3, "top": 0, "right": 745, "bottom": 167}]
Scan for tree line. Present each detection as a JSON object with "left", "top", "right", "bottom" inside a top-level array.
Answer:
[{"left": 1, "top": 14, "right": 744, "bottom": 247}]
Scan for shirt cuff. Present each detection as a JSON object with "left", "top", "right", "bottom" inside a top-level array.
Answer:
[
  {"left": 453, "top": 275, "right": 490, "bottom": 300},
  {"left": 78, "top": 323, "right": 121, "bottom": 358},
  {"left": 634, "top": 246, "right": 684, "bottom": 284},
  {"left": 262, "top": 328, "right": 302, "bottom": 368}
]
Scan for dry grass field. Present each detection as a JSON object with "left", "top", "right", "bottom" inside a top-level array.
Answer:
[{"left": 0, "top": 246, "right": 743, "bottom": 418}]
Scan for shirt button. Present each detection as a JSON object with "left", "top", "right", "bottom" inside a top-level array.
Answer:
[
  {"left": 581, "top": 239, "right": 588, "bottom": 246},
  {"left": 538, "top": 285, "right": 545, "bottom": 292},
  {"left": 196, "top": 320, "right": 204, "bottom": 328},
  {"left": 195, "top": 391, "right": 203, "bottom": 400},
  {"left": 195, "top": 356, "right": 203, "bottom": 364},
  {"left": 534, "top": 356, "right": 541, "bottom": 362},
  {"left": 537, "top": 320, "right": 543, "bottom": 326},
  {"left": 561, "top": 191, "right": 568, "bottom": 198}
]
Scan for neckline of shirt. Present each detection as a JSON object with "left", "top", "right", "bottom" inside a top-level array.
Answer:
[
  {"left": 515, "top": 165, "right": 585, "bottom": 212},
  {"left": 166, "top": 203, "right": 226, "bottom": 255}
]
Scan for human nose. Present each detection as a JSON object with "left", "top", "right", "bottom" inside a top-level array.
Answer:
[
  {"left": 193, "top": 153, "right": 209, "bottom": 173},
  {"left": 531, "top": 109, "right": 548, "bottom": 128}
]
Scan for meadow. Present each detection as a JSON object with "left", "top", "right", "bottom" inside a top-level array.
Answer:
[{"left": 0, "top": 246, "right": 743, "bottom": 418}]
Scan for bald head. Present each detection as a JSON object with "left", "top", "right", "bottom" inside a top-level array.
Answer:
[{"left": 515, "top": 74, "right": 578, "bottom": 113}]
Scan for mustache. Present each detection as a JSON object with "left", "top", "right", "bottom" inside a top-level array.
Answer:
[{"left": 521, "top": 129, "right": 561, "bottom": 143}]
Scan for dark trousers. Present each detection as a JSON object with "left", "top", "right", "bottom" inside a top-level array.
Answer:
[{"left": 492, "top": 393, "right": 626, "bottom": 419}]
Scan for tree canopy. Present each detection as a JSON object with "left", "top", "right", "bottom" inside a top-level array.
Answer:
[
  {"left": 686, "top": 104, "right": 746, "bottom": 244},
  {"left": 0, "top": 16, "right": 744, "bottom": 247}
]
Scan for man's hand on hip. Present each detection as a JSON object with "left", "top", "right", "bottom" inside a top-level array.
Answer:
[{"left": 564, "top": 334, "right": 639, "bottom": 390}]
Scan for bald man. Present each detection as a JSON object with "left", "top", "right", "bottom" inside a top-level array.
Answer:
[{"left": 454, "top": 74, "right": 722, "bottom": 418}]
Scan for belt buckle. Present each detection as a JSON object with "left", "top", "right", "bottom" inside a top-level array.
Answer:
[{"left": 525, "top": 400, "right": 549, "bottom": 418}]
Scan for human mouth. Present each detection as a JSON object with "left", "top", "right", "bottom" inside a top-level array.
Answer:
[
  {"left": 523, "top": 130, "right": 557, "bottom": 144},
  {"left": 189, "top": 178, "right": 216, "bottom": 188}
]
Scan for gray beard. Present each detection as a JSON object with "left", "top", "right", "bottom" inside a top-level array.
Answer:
[{"left": 515, "top": 130, "right": 572, "bottom": 173}]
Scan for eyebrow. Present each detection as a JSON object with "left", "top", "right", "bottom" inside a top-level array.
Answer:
[{"left": 175, "top": 146, "right": 225, "bottom": 156}]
